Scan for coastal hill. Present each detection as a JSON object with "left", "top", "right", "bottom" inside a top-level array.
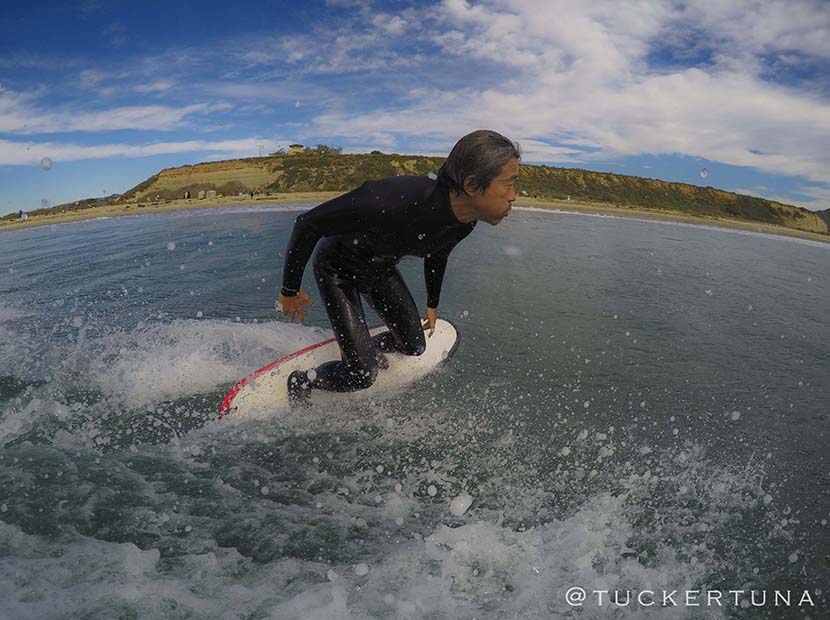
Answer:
[{"left": 7, "top": 145, "right": 828, "bottom": 235}]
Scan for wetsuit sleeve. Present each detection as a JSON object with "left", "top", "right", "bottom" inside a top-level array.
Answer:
[
  {"left": 280, "top": 182, "right": 387, "bottom": 295},
  {"left": 423, "top": 223, "right": 475, "bottom": 309}
]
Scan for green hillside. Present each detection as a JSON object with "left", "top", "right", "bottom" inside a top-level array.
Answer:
[{"left": 8, "top": 145, "right": 826, "bottom": 235}]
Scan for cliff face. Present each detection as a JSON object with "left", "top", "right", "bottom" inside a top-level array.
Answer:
[{"left": 119, "top": 149, "right": 827, "bottom": 235}]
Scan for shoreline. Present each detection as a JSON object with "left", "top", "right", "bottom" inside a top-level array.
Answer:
[{"left": 1, "top": 192, "right": 828, "bottom": 244}]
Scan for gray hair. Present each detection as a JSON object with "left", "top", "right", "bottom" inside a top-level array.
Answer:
[{"left": 437, "top": 130, "right": 521, "bottom": 195}]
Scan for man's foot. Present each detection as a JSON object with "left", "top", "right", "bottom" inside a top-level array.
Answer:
[{"left": 287, "top": 370, "right": 312, "bottom": 406}]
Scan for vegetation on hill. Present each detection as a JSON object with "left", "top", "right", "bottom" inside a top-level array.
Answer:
[{"left": 6, "top": 145, "right": 826, "bottom": 235}]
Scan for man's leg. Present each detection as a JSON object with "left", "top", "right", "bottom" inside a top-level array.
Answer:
[
  {"left": 365, "top": 267, "right": 426, "bottom": 357},
  {"left": 293, "top": 262, "right": 379, "bottom": 397}
]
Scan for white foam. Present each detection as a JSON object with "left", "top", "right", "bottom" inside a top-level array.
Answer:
[
  {"left": 0, "top": 489, "right": 709, "bottom": 619},
  {"left": 80, "top": 318, "right": 330, "bottom": 408},
  {"left": 0, "top": 303, "right": 33, "bottom": 323}
]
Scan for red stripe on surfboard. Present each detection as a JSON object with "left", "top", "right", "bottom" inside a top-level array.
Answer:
[{"left": 218, "top": 335, "right": 338, "bottom": 417}]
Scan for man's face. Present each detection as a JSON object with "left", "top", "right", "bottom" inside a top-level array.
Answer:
[{"left": 467, "top": 157, "right": 519, "bottom": 226}]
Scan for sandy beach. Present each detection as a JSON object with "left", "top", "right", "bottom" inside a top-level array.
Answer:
[{"left": 1, "top": 192, "right": 828, "bottom": 243}]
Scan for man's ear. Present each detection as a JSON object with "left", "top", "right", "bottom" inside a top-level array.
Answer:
[{"left": 462, "top": 177, "right": 478, "bottom": 196}]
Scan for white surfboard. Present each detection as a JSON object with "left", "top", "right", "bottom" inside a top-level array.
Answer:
[{"left": 219, "top": 318, "right": 459, "bottom": 418}]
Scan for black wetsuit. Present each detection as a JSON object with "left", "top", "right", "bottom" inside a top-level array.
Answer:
[{"left": 280, "top": 175, "right": 476, "bottom": 392}]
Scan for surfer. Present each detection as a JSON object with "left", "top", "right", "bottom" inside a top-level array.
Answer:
[{"left": 277, "top": 129, "right": 520, "bottom": 403}]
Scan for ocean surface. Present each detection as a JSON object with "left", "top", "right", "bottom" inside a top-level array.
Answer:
[{"left": 0, "top": 204, "right": 827, "bottom": 619}]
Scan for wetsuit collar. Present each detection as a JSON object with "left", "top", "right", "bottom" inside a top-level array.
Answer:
[{"left": 435, "top": 182, "right": 462, "bottom": 225}]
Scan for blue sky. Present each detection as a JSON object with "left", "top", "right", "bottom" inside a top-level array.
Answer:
[{"left": 1, "top": 0, "right": 829, "bottom": 216}]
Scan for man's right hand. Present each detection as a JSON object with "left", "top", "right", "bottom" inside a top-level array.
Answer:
[{"left": 277, "top": 290, "right": 314, "bottom": 324}]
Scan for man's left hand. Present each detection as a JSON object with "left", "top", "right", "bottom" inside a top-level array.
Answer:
[{"left": 422, "top": 306, "right": 437, "bottom": 337}]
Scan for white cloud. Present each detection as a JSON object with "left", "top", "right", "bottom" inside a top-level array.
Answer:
[
  {"left": 135, "top": 80, "right": 175, "bottom": 94},
  {"left": 372, "top": 14, "right": 407, "bottom": 36},
  {"left": 0, "top": 87, "right": 228, "bottom": 133},
  {"left": 297, "top": 0, "right": 830, "bottom": 185},
  {"left": 0, "top": 137, "right": 288, "bottom": 165},
  {"left": 4, "top": 0, "right": 829, "bottom": 199}
]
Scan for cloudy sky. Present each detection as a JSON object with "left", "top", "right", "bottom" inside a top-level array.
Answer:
[{"left": 1, "top": 0, "right": 829, "bottom": 215}]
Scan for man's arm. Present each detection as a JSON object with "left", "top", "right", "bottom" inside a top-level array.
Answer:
[
  {"left": 280, "top": 181, "right": 386, "bottom": 296},
  {"left": 423, "top": 223, "right": 476, "bottom": 310}
]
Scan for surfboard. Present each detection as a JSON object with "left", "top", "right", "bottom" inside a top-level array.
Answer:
[{"left": 219, "top": 318, "right": 459, "bottom": 418}]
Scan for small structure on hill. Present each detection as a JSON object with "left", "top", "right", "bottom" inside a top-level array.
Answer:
[
  {"left": 206, "top": 190, "right": 217, "bottom": 199},
  {"left": 198, "top": 190, "right": 206, "bottom": 199},
  {"left": 289, "top": 144, "right": 304, "bottom": 155},
  {"left": 18, "top": 210, "right": 28, "bottom": 220}
]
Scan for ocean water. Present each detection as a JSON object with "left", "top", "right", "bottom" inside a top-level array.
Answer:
[{"left": 0, "top": 204, "right": 827, "bottom": 619}]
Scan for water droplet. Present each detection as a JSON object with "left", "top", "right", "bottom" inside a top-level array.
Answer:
[
  {"left": 40, "top": 198, "right": 50, "bottom": 208},
  {"left": 427, "top": 485, "right": 437, "bottom": 496},
  {"left": 295, "top": 100, "right": 302, "bottom": 108},
  {"left": 354, "top": 563, "right": 370, "bottom": 576},
  {"left": 39, "top": 157, "right": 53, "bottom": 171},
  {"left": 376, "top": 465, "right": 384, "bottom": 473},
  {"left": 418, "top": 233, "right": 425, "bottom": 240},
  {"left": 730, "top": 411, "right": 741, "bottom": 421},
  {"left": 427, "top": 172, "right": 437, "bottom": 180},
  {"left": 450, "top": 493, "right": 474, "bottom": 516},
  {"left": 196, "top": 311, "right": 203, "bottom": 318},
  {"left": 503, "top": 245, "right": 522, "bottom": 257},
  {"left": 166, "top": 241, "right": 176, "bottom": 251},
  {"left": 700, "top": 167, "right": 709, "bottom": 178},
  {"left": 307, "top": 368, "right": 317, "bottom": 381}
]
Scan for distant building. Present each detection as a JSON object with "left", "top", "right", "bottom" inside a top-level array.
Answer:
[
  {"left": 289, "top": 144, "right": 304, "bottom": 155},
  {"left": 206, "top": 190, "right": 217, "bottom": 199},
  {"left": 198, "top": 190, "right": 206, "bottom": 199}
]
